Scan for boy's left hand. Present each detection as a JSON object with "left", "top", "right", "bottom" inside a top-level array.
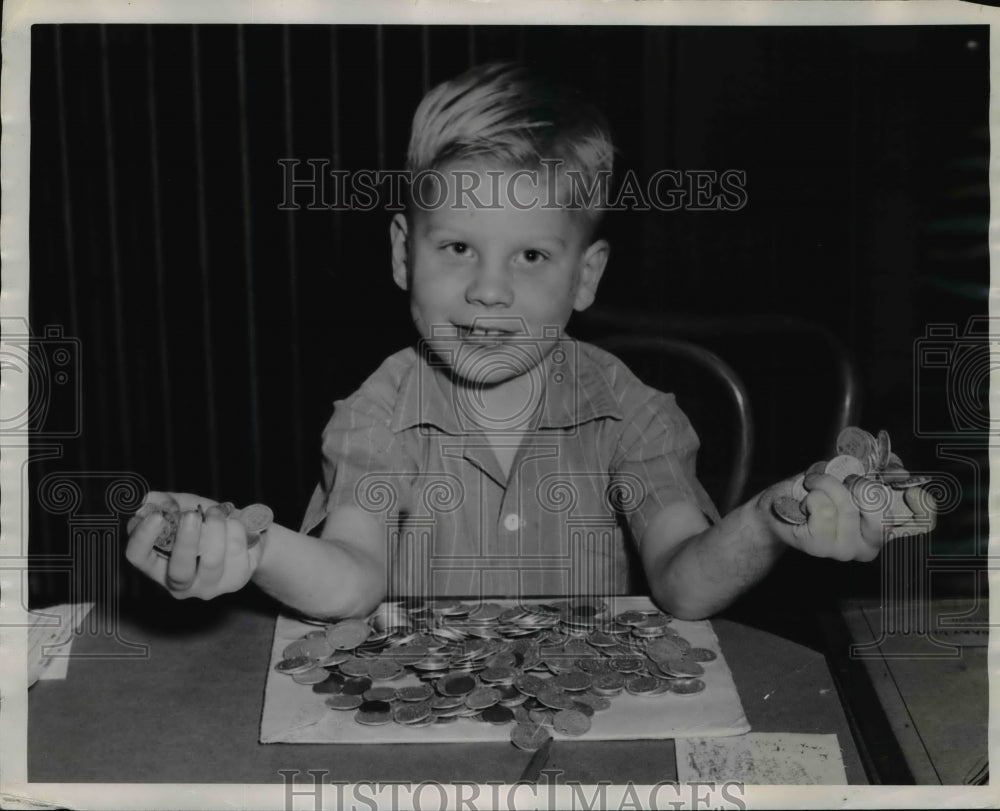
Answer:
[{"left": 757, "top": 471, "right": 937, "bottom": 562}]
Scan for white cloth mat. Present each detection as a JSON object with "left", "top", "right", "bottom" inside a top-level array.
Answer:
[{"left": 260, "top": 596, "right": 750, "bottom": 744}]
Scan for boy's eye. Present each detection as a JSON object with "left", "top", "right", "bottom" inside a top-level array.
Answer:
[
  {"left": 521, "top": 249, "right": 547, "bottom": 264},
  {"left": 444, "top": 242, "right": 470, "bottom": 256}
]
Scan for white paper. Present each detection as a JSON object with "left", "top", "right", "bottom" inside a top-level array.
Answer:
[
  {"left": 676, "top": 732, "right": 848, "bottom": 785},
  {"left": 28, "top": 603, "right": 94, "bottom": 683}
]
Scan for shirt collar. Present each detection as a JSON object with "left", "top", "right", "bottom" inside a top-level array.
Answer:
[{"left": 391, "top": 336, "right": 622, "bottom": 434}]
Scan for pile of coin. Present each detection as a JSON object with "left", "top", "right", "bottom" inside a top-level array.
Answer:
[
  {"left": 772, "top": 426, "right": 930, "bottom": 526},
  {"left": 126, "top": 496, "right": 273, "bottom": 555},
  {"left": 274, "top": 600, "right": 718, "bottom": 750}
]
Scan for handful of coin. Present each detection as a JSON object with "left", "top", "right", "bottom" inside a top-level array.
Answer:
[
  {"left": 771, "top": 426, "right": 932, "bottom": 528},
  {"left": 126, "top": 495, "right": 273, "bottom": 556},
  {"left": 273, "top": 599, "right": 719, "bottom": 748}
]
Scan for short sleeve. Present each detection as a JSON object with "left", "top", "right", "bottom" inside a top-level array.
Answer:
[
  {"left": 609, "top": 391, "right": 720, "bottom": 545},
  {"left": 300, "top": 395, "right": 414, "bottom": 536}
]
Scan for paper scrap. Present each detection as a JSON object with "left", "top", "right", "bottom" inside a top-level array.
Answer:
[
  {"left": 676, "top": 732, "right": 847, "bottom": 785},
  {"left": 28, "top": 602, "right": 94, "bottom": 683}
]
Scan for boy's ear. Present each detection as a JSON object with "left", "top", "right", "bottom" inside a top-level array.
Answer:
[
  {"left": 390, "top": 213, "right": 410, "bottom": 291},
  {"left": 573, "top": 238, "right": 610, "bottom": 312}
]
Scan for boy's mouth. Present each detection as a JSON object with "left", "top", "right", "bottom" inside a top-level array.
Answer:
[{"left": 455, "top": 324, "right": 515, "bottom": 339}]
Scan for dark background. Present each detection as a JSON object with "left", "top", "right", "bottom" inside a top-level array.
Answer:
[{"left": 26, "top": 24, "right": 989, "bottom": 643}]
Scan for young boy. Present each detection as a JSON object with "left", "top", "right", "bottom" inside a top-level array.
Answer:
[{"left": 126, "top": 62, "right": 933, "bottom": 621}]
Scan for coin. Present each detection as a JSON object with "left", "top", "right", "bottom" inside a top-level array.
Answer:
[
  {"left": 397, "top": 684, "right": 434, "bottom": 702},
  {"left": 292, "top": 667, "right": 331, "bottom": 685},
  {"left": 318, "top": 652, "right": 350, "bottom": 669},
  {"left": 367, "top": 659, "right": 404, "bottom": 681},
  {"left": 282, "top": 639, "right": 312, "bottom": 660},
  {"left": 275, "top": 656, "right": 315, "bottom": 675},
  {"left": 688, "top": 647, "right": 717, "bottom": 663},
  {"left": 481, "top": 705, "right": 515, "bottom": 725},
  {"left": 338, "top": 657, "right": 371, "bottom": 678},
  {"left": 824, "top": 455, "right": 866, "bottom": 483},
  {"left": 645, "top": 637, "right": 685, "bottom": 662},
  {"left": 772, "top": 496, "right": 808, "bottom": 525},
  {"left": 660, "top": 657, "right": 704, "bottom": 677},
  {"left": 431, "top": 695, "right": 465, "bottom": 710},
  {"left": 236, "top": 503, "right": 273, "bottom": 534},
  {"left": 393, "top": 701, "right": 432, "bottom": 725},
  {"left": 467, "top": 603, "right": 505, "bottom": 623},
  {"left": 480, "top": 665, "right": 517, "bottom": 684},
  {"left": 836, "top": 427, "right": 876, "bottom": 463},
  {"left": 614, "top": 611, "right": 646, "bottom": 626},
  {"left": 553, "top": 709, "right": 591, "bottom": 736},
  {"left": 151, "top": 507, "right": 182, "bottom": 555},
  {"left": 891, "top": 475, "right": 931, "bottom": 489},
  {"left": 465, "top": 686, "right": 501, "bottom": 710},
  {"left": 326, "top": 619, "right": 371, "bottom": 651},
  {"left": 298, "top": 636, "right": 334, "bottom": 661},
  {"left": 355, "top": 708, "right": 392, "bottom": 726},
  {"left": 536, "top": 687, "right": 577, "bottom": 711},
  {"left": 341, "top": 677, "right": 373, "bottom": 696},
  {"left": 791, "top": 475, "right": 808, "bottom": 501},
  {"left": 553, "top": 671, "right": 592, "bottom": 692},
  {"left": 626, "top": 675, "right": 661, "bottom": 695},
  {"left": 513, "top": 673, "right": 547, "bottom": 697},
  {"left": 363, "top": 686, "right": 397, "bottom": 702},
  {"left": 511, "top": 722, "right": 552, "bottom": 751},
  {"left": 312, "top": 673, "right": 346, "bottom": 694},
  {"left": 325, "top": 694, "right": 363, "bottom": 710},
  {"left": 610, "top": 656, "right": 644, "bottom": 674},
  {"left": 591, "top": 673, "right": 625, "bottom": 695},
  {"left": 438, "top": 674, "right": 477, "bottom": 696},
  {"left": 875, "top": 430, "right": 891, "bottom": 470},
  {"left": 528, "top": 708, "right": 555, "bottom": 727},
  {"left": 573, "top": 693, "right": 611, "bottom": 712},
  {"left": 669, "top": 677, "right": 706, "bottom": 695}
]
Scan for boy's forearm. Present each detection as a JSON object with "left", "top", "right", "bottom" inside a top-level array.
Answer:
[
  {"left": 648, "top": 497, "right": 786, "bottom": 620},
  {"left": 250, "top": 524, "right": 387, "bottom": 620}
]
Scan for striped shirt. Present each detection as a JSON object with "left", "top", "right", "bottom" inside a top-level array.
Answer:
[{"left": 301, "top": 338, "right": 718, "bottom": 599}]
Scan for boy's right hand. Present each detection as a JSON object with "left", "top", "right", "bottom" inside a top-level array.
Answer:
[{"left": 125, "top": 492, "right": 265, "bottom": 599}]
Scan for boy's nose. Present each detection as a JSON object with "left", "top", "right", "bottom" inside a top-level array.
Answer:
[{"left": 465, "top": 264, "right": 513, "bottom": 307}]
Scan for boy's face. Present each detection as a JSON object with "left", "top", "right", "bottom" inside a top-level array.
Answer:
[{"left": 391, "top": 163, "right": 608, "bottom": 388}]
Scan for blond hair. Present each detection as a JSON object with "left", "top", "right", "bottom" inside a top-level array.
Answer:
[{"left": 406, "top": 62, "right": 614, "bottom": 227}]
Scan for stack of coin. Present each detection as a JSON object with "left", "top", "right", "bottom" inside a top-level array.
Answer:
[
  {"left": 772, "top": 427, "right": 930, "bottom": 526},
  {"left": 273, "top": 600, "right": 719, "bottom": 748},
  {"left": 126, "top": 498, "right": 273, "bottom": 555}
]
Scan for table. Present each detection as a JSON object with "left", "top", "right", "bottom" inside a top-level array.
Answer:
[
  {"left": 28, "top": 595, "right": 866, "bottom": 784},
  {"left": 825, "top": 598, "right": 988, "bottom": 785}
]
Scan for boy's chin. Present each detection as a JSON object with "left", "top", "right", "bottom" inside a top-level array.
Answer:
[{"left": 449, "top": 365, "right": 529, "bottom": 389}]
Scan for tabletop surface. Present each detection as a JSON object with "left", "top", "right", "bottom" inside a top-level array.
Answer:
[{"left": 28, "top": 597, "right": 867, "bottom": 785}]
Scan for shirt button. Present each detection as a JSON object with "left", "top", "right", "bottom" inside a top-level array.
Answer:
[{"left": 503, "top": 513, "right": 521, "bottom": 532}]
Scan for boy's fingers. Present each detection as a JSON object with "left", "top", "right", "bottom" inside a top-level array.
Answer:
[
  {"left": 166, "top": 511, "right": 202, "bottom": 590},
  {"left": 125, "top": 512, "right": 165, "bottom": 570},
  {"left": 166, "top": 492, "right": 218, "bottom": 512},
  {"left": 192, "top": 514, "right": 227, "bottom": 588},
  {"left": 800, "top": 488, "right": 837, "bottom": 553}
]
